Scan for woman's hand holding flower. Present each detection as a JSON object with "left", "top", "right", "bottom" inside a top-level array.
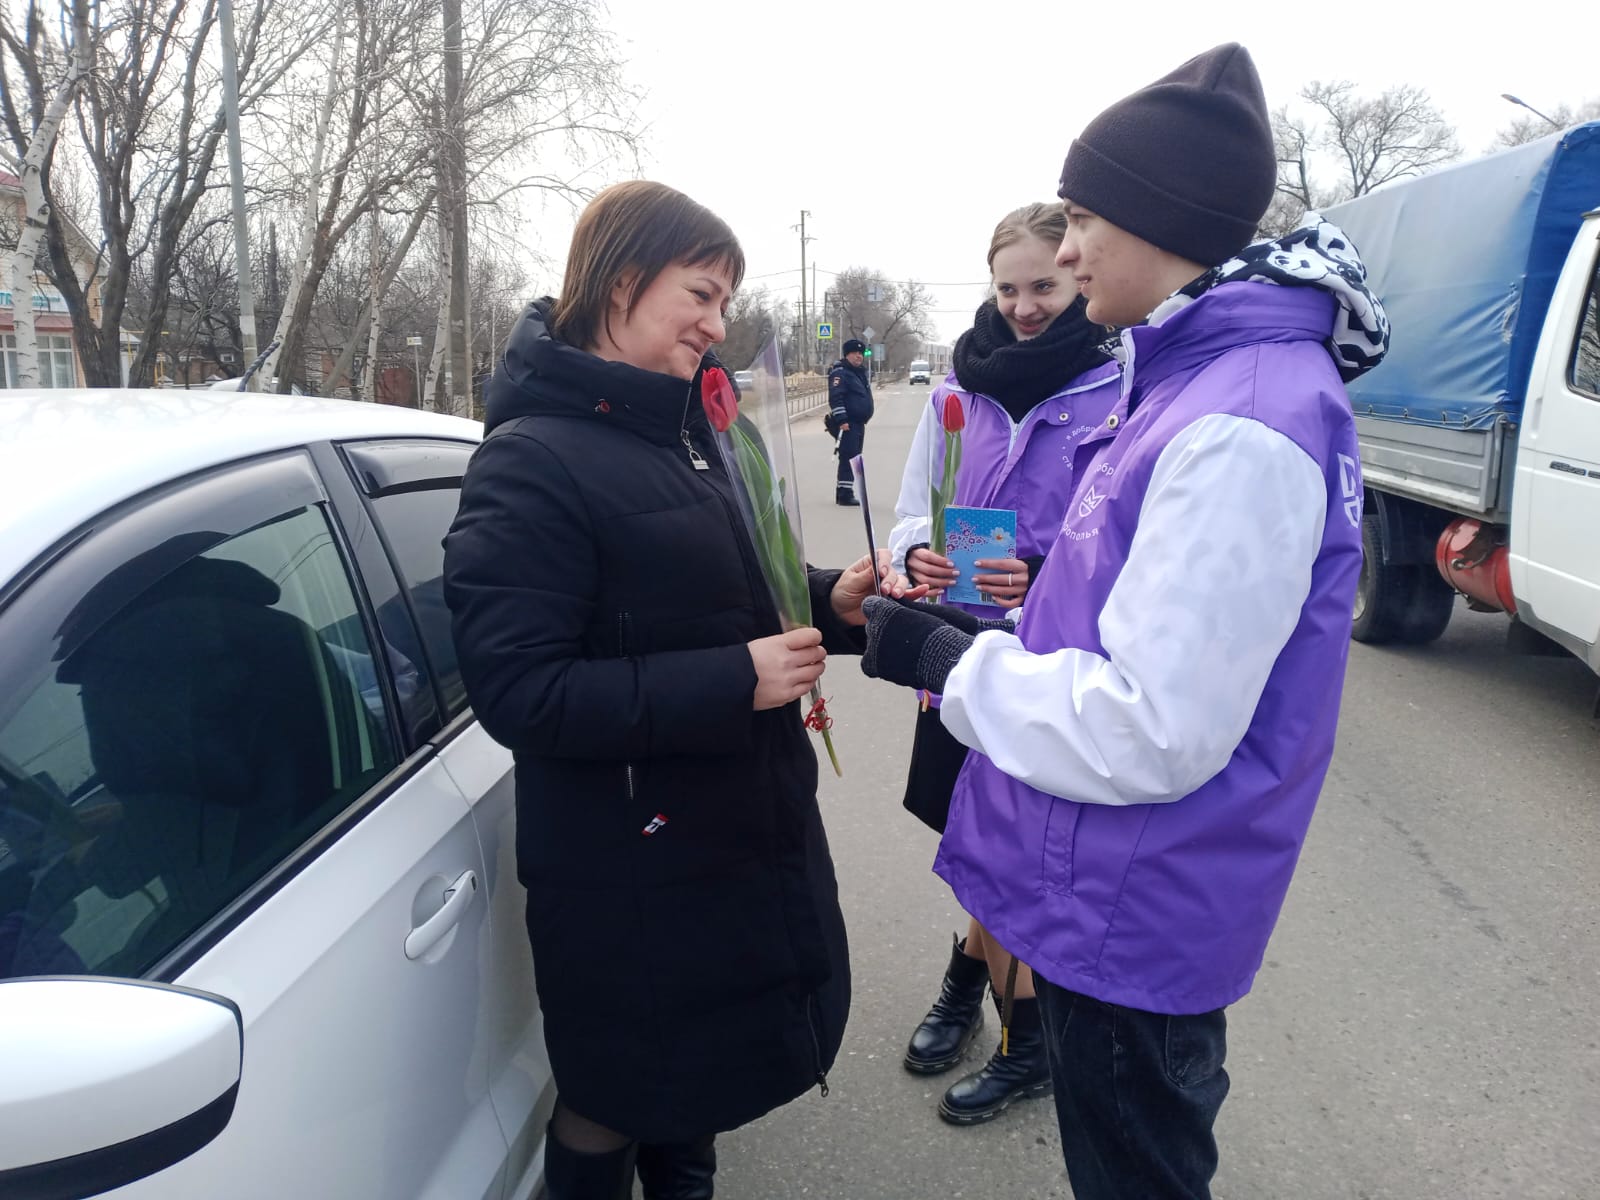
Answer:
[{"left": 831, "top": 550, "right": 929, "bottom": 626}]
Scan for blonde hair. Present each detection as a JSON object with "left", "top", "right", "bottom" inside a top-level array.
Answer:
[{"left": 986, "top": 203, "right": 1068, "bottom": 272}]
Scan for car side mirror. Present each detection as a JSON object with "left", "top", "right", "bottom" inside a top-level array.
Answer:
[{"left": 0, "top": 977, "right": 243, "bottom": 1199}]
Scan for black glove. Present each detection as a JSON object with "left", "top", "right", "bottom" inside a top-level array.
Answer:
[
  {"left": 911, "top": 598, "right": 1016, "bottom": 637},
  {"left": 860, "top": 596, "right": 976, "bottom": 693}
]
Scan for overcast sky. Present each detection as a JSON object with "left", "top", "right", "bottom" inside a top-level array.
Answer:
[{"left": 516, "top": 0, "right": 1598, "bottom": 343}]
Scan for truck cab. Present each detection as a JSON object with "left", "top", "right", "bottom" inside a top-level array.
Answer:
[
  {"left": 1511, "top": 212, "right": 1600, "bottom": 668},
  {"left": 908, "top": 360, "right": 931, "bottom": 386},
  {"left": 1329, "top": 123, "right": 1600, "bottom": 674}
]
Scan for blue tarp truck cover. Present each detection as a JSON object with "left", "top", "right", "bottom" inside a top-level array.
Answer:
[{"left": 1325, "top": 121, "right": 1600, "bottom": 431}]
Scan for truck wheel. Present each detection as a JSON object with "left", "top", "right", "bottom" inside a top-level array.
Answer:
[
  {"left": 1395, "top": 568, "right": 1455, "bottom": 644},
  {"left": 1353, "top": 511, "right": 1410, "bottom": 643}
]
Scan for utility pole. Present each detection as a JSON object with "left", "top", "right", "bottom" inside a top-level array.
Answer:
[
  {"left": 812, "top": 261, "right": 818, "bottom": 358},
  {"left": 219, "top": 0, "right": 258, "bottom": 389},
  {"left": 793, "top": 210, "right": 814, "bottom": 372},
  {"left": 442, "top": 0, "right": 472, "bottom": 416}
]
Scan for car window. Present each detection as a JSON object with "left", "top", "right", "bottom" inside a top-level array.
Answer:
[
  {"left": 343, "top": 441, "right": 473, "bottom": 721},
  {"left": 367, "top": 489, "right": 465, "bottom": 718},
  {"left": 1570, "top": 245, "right": 1600, "bottom": 400},
  {"left": 0, "top": 505, "right": 398, "bottom": 981}
]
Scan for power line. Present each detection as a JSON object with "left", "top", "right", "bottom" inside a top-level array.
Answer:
[{"left": 742, "top": 266, "right": 990, "bottom": 287}]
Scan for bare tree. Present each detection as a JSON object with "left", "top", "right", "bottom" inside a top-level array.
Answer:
[
  {"left": 824, "top": 268, "right": 932, "bottom": 371},
  {"left": 258, "top": 0, "right": 439, "bottom": 392},
  {"left": 1261, "top": 105, "right": 1326, "bottom": 238},
  {"left": 324, "top": 186, "right": 436, "bottom": 400},
  {"left": 718, "top": 286, "right": 786, "bottom": 371},
  {"left": 1, "top": 0, "right": 328, "bottom": 386},
  {"left": 2, "top": 0, "right": 91, "bottom": 386},
  {"left": 265, "top": 0, "right": 638, "bottom": 396},
  {"left": 132, "top": 205, "right": 242, "bottom": 379},
  {"left": 415, "top": 0, "right": 640, "bottom": 409},
  {"left": 1261, "top": 81, "right": 1460, "bottom": 238},
  {"left": 1493, "top": 98, "right": 1600, "bottom": 149},
  {"left": 1304, "top": 80, "right": 1460, "bottom": 197}
]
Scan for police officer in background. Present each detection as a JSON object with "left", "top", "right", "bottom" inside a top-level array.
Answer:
[{"left": 828, "top": 338, "right": 875, "bottom": 505}]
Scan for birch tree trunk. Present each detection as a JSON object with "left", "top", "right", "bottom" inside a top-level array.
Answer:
[
  {"left": 260, "top": 17, "right": 344, "bottom": 386},
  {"left": 422, "top": 204, "right": 450, "bottom": 410},
  {"left": 7, "top": 0, "right": 92, "bottom": 388},
  {"left": 325, "top": 186, "right": 437, "bottom": 401}
]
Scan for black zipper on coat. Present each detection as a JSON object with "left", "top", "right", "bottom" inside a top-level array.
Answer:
[
  {"left": 677, "top": 409, "right": 784, "bottom": 633},
  {"left": 618, "top": 610, "right": 636, "bottom": 801},
  {"left": 806, "top": 992, "right": 830, "bottom": 1097}
]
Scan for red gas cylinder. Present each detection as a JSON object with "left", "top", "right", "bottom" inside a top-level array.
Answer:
[{"left": 1435, "top": 518, "right": 1517, "bottom": 614}]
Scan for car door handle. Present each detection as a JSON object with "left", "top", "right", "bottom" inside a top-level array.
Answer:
[{"left": 405, "top": 869, "right": 478, "bottom": 960}]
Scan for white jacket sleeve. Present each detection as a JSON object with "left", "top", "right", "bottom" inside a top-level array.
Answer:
[
  {"left": 888, "top": 397, "right": 941, "bottom": 573},
  {"left": 939, "top": 412, "right": 1329, "bottom": 806}
]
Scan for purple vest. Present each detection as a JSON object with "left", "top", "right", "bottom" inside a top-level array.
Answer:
[
  {"left": 934, "top": 283, "right": 1364, "bottom": 1014},
  {"left": 930, "top": 363, "right": 1120, "bottom": 621}
]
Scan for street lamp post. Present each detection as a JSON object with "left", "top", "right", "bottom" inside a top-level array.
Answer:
[{"left": 1501, "top": 93, "right": 1561, "bottom": 129}]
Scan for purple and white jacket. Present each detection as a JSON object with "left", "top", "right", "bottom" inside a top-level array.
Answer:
[
  {"left": 934, "top": 258, "right": 1382, "bottom": 1015},
  {"left": 889, "top": 364, "right": 1121, "bottom": 623}
]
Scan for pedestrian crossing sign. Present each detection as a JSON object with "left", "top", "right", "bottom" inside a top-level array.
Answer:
[{"left": 817, "top": 322, "right": 833, "bottom": 339}]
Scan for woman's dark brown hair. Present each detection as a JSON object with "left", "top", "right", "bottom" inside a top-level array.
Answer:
[{"left": 551, "top": 181, "right": 746, "bottom": 350}]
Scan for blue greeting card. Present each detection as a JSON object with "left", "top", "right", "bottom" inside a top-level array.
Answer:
[{"left": 942, "top": 505, "right": 1017, "bottom": 606}]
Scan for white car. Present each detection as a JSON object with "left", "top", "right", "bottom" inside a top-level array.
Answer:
[
  {"left": 907, "top": 361, "right": 931, "bottom": 386},
  {"left": 0, "top": 390, "right": 552, "bottom": 1199}
]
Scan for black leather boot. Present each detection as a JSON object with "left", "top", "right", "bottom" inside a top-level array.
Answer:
[
  {"left": 936, "top": 994, "right": 1052, "bottom": 1125},
  {"left": 903, "top": 935, "right": 989, "bottom": 1074},
  {"left": 543, "top": 1125, "right": 638, "bottom": 1200},
  {"left": 636, "top": 1134, "right": 716, "bottom": 1200}
]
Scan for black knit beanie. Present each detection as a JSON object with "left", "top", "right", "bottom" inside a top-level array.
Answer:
[{"left": 1057, "top": 43, "right": 1276, "bottom": 267}]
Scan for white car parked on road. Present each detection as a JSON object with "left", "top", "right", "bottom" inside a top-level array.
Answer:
[{"left": 0, "top": 389, "right": 553, "bottom": 1199}]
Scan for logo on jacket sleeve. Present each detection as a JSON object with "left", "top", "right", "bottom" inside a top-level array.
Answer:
[
  {"left": 1338, "top": 454, "right": 1361, "bottom": 527},
  {"left": 1077, "top": 485, "right": 1108, "bottom": 519}
]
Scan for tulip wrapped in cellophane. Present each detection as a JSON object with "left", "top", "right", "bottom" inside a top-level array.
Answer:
[{"left": 700, "top": 338, "right": 841, "bottom": 775}]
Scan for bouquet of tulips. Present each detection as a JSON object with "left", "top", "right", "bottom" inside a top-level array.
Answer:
[
  {"left": 700, "top": 342, "right": 841, "bottom": 776},
  {"left": 929, "top": 392, "right": 965, "bottom": 558}
]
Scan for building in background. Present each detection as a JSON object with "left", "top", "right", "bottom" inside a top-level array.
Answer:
[{"left": 0, "top": 169, "right": 136, "bottom": 388}]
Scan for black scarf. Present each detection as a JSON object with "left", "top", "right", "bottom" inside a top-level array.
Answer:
[{"left": 952, "top": 296, "right": 1111, "bottom": 422}]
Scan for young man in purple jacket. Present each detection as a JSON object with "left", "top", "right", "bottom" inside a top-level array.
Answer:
[{"left": 860, "top": 43, "right": 1390, "bottom": 1200}]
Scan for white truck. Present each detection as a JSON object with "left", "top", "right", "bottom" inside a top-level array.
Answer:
[{"left": 1326, "top": 123, "right": 1600, "bottom": 682}]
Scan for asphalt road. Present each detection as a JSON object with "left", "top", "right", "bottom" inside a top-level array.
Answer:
[{"left": 703, "top": 380, "right": 1600, "bottom": 1200}]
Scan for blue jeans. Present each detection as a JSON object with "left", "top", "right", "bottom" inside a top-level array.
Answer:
[{"left": 1034, "top": 979, "right": 1230, "bottom": 1200}]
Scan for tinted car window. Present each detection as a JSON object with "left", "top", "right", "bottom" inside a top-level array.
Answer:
[
  {"left": 368, "top": 489, "right": 465, "bottom": 718},
  {"left": 0, "top": 505, "right": 397, "bottom": 980},
  {"left": 1570, "top": 247, "right": 1600, "bottom": 400},
  {"left": 343, "top": 440, "right": 474, "bottom": 722}
]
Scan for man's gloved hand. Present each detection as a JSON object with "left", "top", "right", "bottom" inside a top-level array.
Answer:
[
  {"left": 860, "top": 596, "right": 979, "bottom": 692},
  {"left": 908, "top": 599, "right": 1018, "bottom": 637}
]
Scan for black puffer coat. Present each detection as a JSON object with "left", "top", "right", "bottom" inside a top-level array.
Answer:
[{"left": 443, "top": 302, "right": 855, "bottom": 1143}]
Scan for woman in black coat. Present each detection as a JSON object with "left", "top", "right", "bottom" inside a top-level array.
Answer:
[{"left": 443, "top": 180, "right": 909, "bottom": 1200}]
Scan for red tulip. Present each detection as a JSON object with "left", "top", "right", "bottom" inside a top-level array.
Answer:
[
  {"left": 701, "top": 367, "right": 737, "bottom": 432},
  {"left": 941, "top": 392, "right": 965, "bottom": 434}
]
